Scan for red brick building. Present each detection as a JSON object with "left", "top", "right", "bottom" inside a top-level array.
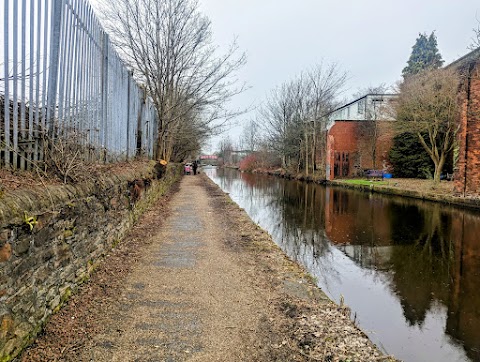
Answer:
[
  {"left": 452, "top": 49, "right": 480, "bottom": 196},
  {"left": 324, "top": 94, "right": 397, "bottom": 180}
]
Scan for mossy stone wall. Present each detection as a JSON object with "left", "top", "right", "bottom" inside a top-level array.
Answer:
[{"left": 0, "top": 162, "right": 181, "bottom": 361}]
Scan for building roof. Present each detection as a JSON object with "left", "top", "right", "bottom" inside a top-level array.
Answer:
[
  {"left": 447, "top": 47, "right": 480, "bottom": 69},
  {"left": 325, "top": 93, "right": 398, "bottom": 117}
]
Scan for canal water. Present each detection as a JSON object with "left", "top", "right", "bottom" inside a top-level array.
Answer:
[{"left": 204, "top": 167, "right": 480, "bottom": 362}]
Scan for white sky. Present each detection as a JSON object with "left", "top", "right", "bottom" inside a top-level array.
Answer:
[{"left": 196, "top": 0, "right": 480, "bottom": 151}]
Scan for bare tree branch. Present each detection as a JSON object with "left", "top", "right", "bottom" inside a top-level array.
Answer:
[
  {"left": 96, "top": 0, "right": 246, "bottom": 161},
  {"left": 394, "top": 68, "right": 460, "bottom": 183},
  {"left": 468, "top": 16, "right": 480, "bottom": 50},
  {"left": 258, "top": 62, "right": 346, "bottom": 173}
]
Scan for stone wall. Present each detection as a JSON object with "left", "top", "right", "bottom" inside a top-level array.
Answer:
[
  {"left": 0, "top": 162, "right": 181, "bottom": 361},
  {"left": 454, "top": 56, "right": 480, "bottom": 196}
]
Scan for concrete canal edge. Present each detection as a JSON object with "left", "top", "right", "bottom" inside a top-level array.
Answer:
[
  {"left": 328, "top": 179, "right": 480, "bottom": 210},
  {"left": 202, "top": 175, "right": 398, "bottom": 361}
]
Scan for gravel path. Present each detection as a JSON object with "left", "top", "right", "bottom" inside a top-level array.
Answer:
[{"left": 78, "top": 175, "right": 268, "bottom": 361}]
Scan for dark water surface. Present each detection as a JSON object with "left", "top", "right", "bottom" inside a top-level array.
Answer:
[{"left": 204, "top": 168, "right": 480, "bottom": 362}]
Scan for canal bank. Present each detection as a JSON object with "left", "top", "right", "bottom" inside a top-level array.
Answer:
[
  {"left": 328, "top": 178, "right": 480, "bottom": 210},
  {"left": 250, "top": 168, "right": 480, "bottom": 210},
  {"left": 18, "top": 174, "right": 395, "bottom": 362}
]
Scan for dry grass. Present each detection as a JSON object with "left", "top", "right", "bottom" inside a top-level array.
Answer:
[
  {"left": 0, "top": 159, "right": 153, "bottom": 194},
  {"left": 380, "top": 178, "right": 455, "bottom": 195},
  {"left": 336, "top": 177, "right": 455, "bottom": 197},
  {"left": 0, "top": 168, "right": 54, "bottom": 192}
]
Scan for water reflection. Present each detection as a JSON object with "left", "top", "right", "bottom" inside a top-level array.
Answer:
[{"left": 205, "top": 168, "right": 480, "bottom": 362}]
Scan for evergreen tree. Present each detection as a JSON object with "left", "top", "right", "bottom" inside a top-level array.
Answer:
[
  {"left": 389, "top": 132, "right": 434, "bottom": 178},
  {"left": 402, "top": 32, "right": 444, "bottom": 78}
]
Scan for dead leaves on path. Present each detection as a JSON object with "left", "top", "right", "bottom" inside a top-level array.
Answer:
[{"left": 274, "top": 302, "right": 397, "bottom": 362}]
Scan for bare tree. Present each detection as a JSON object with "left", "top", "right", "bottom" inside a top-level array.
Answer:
[
  {"left": 97, "top": 0, "right": 246, "bottom": 161},
  {"left": 290, "top": 73, "right": 311, "bottom": 173},
  {"left": 240, "top": 119, "right": 260, "bottom": 152},
  {"left": 353, "top": 84, "right": 393, "bottom": 169},
  {"left": 469, "top": 17, "right": 480, "bottom": 50},
  {"left": 260, "top": 80, "right": 301, "bottom": 169},
  {"left": 218, "top": 136, "right": 234, "bottom": 166},
  {"left": 259, "top": 62, "right": 346, "bottom": 174},
  {"left": 395, "top": 68, "right": 460, "bottom": 183},
  {"left": 305, "top": 63, "right": 347, "bottom": 175}
]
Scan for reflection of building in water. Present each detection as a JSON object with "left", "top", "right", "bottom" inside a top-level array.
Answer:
[
  {"left": 448, "top": 213, "right": 480, "bottom": 362},
  {"left": 324, "top": 187, "right": 392, "bottom": 247},
  {"left": 324, "top": 186, "right": 395, "bottom": 269}
]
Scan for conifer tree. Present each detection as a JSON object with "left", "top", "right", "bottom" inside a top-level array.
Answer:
[{"left": 402, "top": 32, "right": 444, "bottom": 78}]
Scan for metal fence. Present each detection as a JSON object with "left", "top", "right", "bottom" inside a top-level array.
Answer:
[{"left": 1, "top": 0, "right": 158, "bottom": 170}]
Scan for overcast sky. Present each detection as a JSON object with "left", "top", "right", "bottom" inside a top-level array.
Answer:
[{"left": 195, "top": 0, "right": 480, "bottom": 151}]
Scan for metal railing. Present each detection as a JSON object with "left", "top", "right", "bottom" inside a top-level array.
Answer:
[{"left": 1, "top": 0, "right": 158, "bottom": 169}]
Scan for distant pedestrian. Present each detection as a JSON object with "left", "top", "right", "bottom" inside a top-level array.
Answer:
[{"left": 192, "top": 161, "right": 198, "bottom": 175}]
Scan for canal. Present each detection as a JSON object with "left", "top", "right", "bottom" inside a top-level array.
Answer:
[{"left": 204, "top": 167, "right": 480, "bottom": 362}]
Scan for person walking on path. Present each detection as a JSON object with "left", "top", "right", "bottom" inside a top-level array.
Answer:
[{"left": 192, "top": 160, "right": 198, "bottom": 175}]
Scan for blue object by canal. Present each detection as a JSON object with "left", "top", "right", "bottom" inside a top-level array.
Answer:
[{"left": 384, "top": 173, "right": 392, "bottom": 179}]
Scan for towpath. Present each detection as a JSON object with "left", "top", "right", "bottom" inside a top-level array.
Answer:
[
  {"left": 75, "top": 174, "right": 271, "bottom": 361},
  {"left": 19, "top": 174, "right": 395, "bottom": 362}
]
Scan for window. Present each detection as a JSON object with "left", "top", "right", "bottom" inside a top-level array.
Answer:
[{"left": 358, "top": 99, "right": 365, "bottom": 115}]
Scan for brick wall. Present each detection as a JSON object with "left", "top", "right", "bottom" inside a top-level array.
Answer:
[
  {"left": 454, "top": 59, "right": 480, "bottom": 196},
  {"left": 0, "top": 163, "right": 181, "bottom": 361},
  {"left": 326, "top": 121, "right": 358, "bottom": 180},
  {"left": 326, "top": 120, "right": 394, "bottom": 180}
]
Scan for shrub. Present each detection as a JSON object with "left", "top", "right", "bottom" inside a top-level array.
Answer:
[{"left": 239, "top": 154, "right": 258, "bottom": 172}]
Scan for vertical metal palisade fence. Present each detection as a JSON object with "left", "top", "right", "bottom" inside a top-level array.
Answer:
[{"left": 1, "top": 0, "right": 158, "bottom": 170}]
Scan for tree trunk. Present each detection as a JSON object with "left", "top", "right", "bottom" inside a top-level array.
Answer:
[
  {"left": 312, "top": 124, "right": 317, "bottom": 172},
  {"left": 417, "top": 132, "right": 444, "bottom": 184},
  {"left": 433, "top": 153, "right": 446, "bottom": 184},
  {"left": 305, "top": 129, "right": 309, "bottom": 176}
]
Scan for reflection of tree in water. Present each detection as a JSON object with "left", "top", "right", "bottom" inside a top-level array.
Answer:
[
  {"left": 389, "top": 203, "right": 453, "bottom": 327},
  {"left": 230, "top": 173, "right": 334, "bottom": 271},
  {"left": 289, "top": 182, "right": 326, "bottom": 229},
  {"left": 274, "top": 181, "right": 338, "bottom": 282}
]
